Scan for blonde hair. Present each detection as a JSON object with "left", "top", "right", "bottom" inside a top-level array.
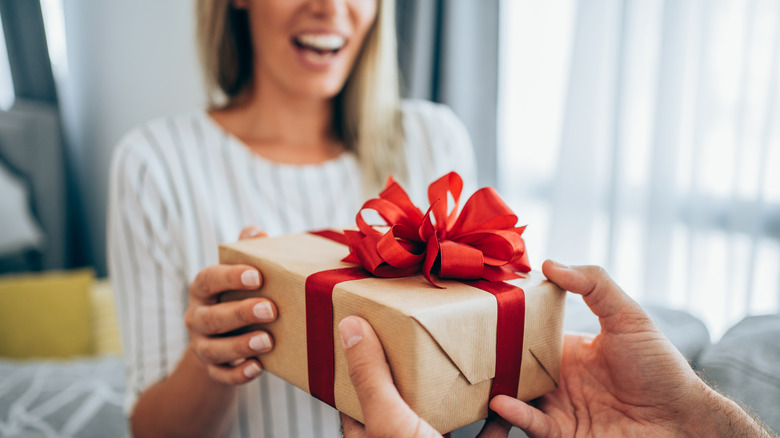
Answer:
[{"left": 196, "top": 0, "right": 404, "bottom": 191}]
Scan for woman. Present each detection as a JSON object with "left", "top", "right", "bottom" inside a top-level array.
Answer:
[{"left": 108, "top": 0, "right": 477, "bottom": 436}]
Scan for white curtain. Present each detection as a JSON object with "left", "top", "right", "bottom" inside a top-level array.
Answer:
[{"left": 498, "top": 0, "right": 780, "bottom": 339}]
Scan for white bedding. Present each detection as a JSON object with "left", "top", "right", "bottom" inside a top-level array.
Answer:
[{"left": 0, "top": 357, "right": 127, "bottom": 438}]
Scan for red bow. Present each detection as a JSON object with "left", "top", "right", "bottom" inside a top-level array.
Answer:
[{"left": 343, "top": 172, "right": 531, "bottom": 287}]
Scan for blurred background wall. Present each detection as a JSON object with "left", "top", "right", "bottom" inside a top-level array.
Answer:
[
  {"left": 1, "top": 0, "right": 205, "bottom": 274},
  {"left": 55, "top": 0, "right": 205, "bottom": 272}
]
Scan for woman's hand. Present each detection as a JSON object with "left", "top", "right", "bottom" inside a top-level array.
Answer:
[{"left": 184, "top": 226, "right": 277, "bottom": 385}]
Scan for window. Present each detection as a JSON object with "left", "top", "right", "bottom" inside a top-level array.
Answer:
[{"left": 498, "top": 0, "right": 780, "bottom": 339}]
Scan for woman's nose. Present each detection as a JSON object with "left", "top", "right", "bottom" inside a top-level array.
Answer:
[{"left": 308, "top": 0, "right": 346, "bottom": 17}]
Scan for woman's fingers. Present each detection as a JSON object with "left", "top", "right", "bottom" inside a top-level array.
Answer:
[
  {"left": 186, "top": 298, "right": 277, "bottom": 335},
  {"left": 186, "top": 227, "right": 271, "bottom": 386},
  {"left": 490, "top": 396, "right": 560, "bottom": 438},
  {"left": 192, "top": 329, "right": 274, "bottom": 365},
  {"left": 239, "top": 225, "right": 268, "bottom": 240},
  {"left": 206, "top": 358, "right": 264, "bottom": 385},
  {"left": 190, "top": 264, "right": 263, "bottom": 303}
]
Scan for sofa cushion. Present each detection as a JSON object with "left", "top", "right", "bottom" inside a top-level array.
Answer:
[
  {"left": 0, "top": 269, "right": 94, "bottom": 358},
  {"left": 698, "top": 315, "right": 780, "bottom": 434}
]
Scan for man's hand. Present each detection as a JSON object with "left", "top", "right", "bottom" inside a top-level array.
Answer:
[
  {"left": 338, "top": 260, "right": 776, "bottom": 438},
  {"left": 489, "top": 260, "right": 775, "bottom": 438},
  {"left": 338, "top": 316, "right": 511, "bottom": 438}
]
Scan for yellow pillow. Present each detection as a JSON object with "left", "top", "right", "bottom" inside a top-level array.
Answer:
[
  {"left": 0, "top": 269, "right": 94, "bottom": 358},
  {"left": 91, "top": 278, "right": 122, "bottom": 355}
]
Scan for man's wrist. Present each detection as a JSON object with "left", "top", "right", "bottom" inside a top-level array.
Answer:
[{"left": 682, "top": 383, "right": 776, "bottom": 438}]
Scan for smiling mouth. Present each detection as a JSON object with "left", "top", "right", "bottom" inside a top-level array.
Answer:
[{"left": 292, "top": 34, "right": 346, "bottom": 57}]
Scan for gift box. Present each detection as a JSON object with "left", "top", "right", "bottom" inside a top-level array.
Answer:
[{"left": 219, "top": 173, "right": 565, "bottom": 433}]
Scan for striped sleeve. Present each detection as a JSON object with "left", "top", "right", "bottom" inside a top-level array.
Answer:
[{"left": 107, "top": 128, "right": 189, "bottom": 415}]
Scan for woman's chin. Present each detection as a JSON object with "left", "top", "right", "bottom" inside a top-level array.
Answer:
[{"left": 286, "top": 80, "right": 347, "bottom": 101}]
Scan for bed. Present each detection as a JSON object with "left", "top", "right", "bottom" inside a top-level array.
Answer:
[{"left": 0, "top": 356, "right": 127, "bottom": 437}]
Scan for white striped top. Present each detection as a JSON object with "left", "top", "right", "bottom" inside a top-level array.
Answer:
[{"left": 107, "top": 99, "right": 477, "bottom": 438}]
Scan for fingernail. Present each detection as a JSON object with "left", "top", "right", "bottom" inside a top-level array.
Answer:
[
  {"left": 241, "top": 270, "right": 260, "bottom": 288},
  {"left": 338, "top": 317, "right": 363, "bottom": 349},
  {"left": 253, "top": 302, "right": 274, "bottom": 321},
  {"left": 549, "top": 260, "right": 569, "bottom": 269},
  {"left": 249, "top": 333, "right": 272, "bottom": 351},
  {"left": 231, "top": 358, "right": 246, "bottom": 367},
  {"left": 243, "top": 362, "right": 262, "bottom": 379}
]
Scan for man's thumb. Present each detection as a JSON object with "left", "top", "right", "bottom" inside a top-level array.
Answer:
[
  {"left": 542, "top": 260, "right": 652, "bottom": 330},
  {"left": 339, "top": 316, "right": 411, "bottom": 423}
]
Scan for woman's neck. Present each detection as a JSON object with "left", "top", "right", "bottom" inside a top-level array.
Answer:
[{"left": 210, "top": 85, "right": 342, "bottom": 165}]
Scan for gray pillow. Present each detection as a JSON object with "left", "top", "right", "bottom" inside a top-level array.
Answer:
[
  {"left": 698, "top": 315, "right": 780, "bottom": 434},
  {"left": 0, "top": 162, "right": 43, "bottom": 257}
]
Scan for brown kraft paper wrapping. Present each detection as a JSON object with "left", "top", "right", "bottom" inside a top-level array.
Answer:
[{"left": 219, "top": 232, "right": 566, "bottom": 433}]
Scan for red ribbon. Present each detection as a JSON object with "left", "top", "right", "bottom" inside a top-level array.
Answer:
[
  {"left": 304, "top": 172, "right": 528, "bottom": 408},
  {"left": 342, "top": 172, "right": 530, "bottom": 287},
  {"left": 305, "top": 265, "right": 369, "bottom": 407},
  {"left": 466, "top": 280, "right": 525, "bottom": 400}
]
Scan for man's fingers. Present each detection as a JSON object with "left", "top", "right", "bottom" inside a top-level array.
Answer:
[
  {"left": 339, "top": 317, "right": 440, "bottom": 438},
  {"left": 542, "top": 260, "right": 647, "bottom": 323},
  {"left": 190, "top": 264, "right": 263, "bottom": 302},
  {"left": 476, "top": 414, "right": 511, "bottom": 438},
  {"left": 340, "top": 413, "right": 368, "bottom": 438},
  {"left": 239, "top": 225, "right": 268, "bottom": 240},
  {"left": 338, "top": 316, "right": 414, "bottom": 426},
  {"left": 490, "top": 396, "right": 560, "bottom": 438}
]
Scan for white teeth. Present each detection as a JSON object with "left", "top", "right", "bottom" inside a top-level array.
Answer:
[
  {"left": 296, "top": 34, "right": 345, "bottom": 51},
  {"left": 301, "top": 49, "right": 334, "bottom": 64}
]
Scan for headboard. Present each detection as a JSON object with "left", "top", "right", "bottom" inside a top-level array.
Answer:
[{"left": 0, "top": 98, "right": 67, "bottom": 272}]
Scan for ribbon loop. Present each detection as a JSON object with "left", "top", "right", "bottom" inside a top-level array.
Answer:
[
  {"left": 439, "top": 241, "right": 484, "bottom": 279},
  {"left": 344, "top": 172, "right": 531, "bottom": 285}
]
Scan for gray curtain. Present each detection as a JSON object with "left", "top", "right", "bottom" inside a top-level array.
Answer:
[
  {"left": 0, "top": 0, "right": 56, "bottom": 102},
  {"left": 396, "top": 0, "right": 501, "bottom": 187},
  {"left": 0, "top": 0, "right": 77, "bottom": 271}
]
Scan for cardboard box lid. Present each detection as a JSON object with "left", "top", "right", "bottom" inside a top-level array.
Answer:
[{"left": 409, "top": 271, "right": 555, "bottom": 386}]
